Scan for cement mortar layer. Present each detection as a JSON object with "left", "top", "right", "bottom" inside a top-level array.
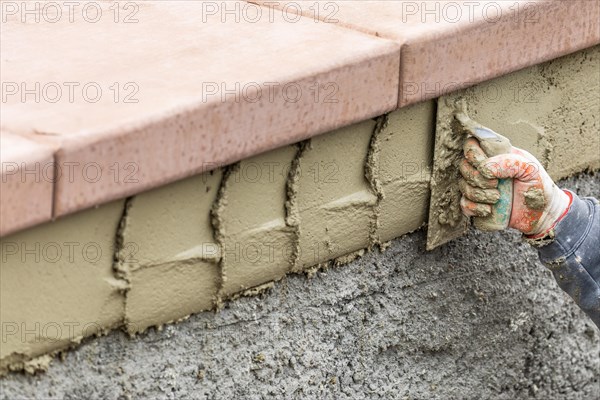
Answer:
[
  {"left": 116, "top": 171, "right": 223, "bottom": 334},
  {"left": 0, "top": 201, "right": 126, "bottom": 375},
  {"left": 1, "top": 46, "right": 599, "bottom": 375},
  {"left": 0, "top": 100, "right": 434, "bottom": 375},
  {"left": 457, "top": 44, "right": 600, "bottom": 179},
  {"left": 217, "top": 146, "right": 297, "bottom": 296},
  {"left": 427, "top": 44, "right": 600, "bottom": 249}
]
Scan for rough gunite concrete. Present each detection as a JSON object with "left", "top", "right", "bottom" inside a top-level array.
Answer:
[
  {"left": 2, "top": 173, "right": 597, "bottom": 400},
  {"left": 0, "top": 201, "right": 125, "bottom": 375}
]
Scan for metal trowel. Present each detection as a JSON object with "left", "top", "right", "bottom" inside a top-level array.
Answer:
[{"left": 426, "top": 99, "right": 513, "bottom": 250}]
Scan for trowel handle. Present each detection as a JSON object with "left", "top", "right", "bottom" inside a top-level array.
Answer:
[{"left": 471, "top": 129, "right": 513, "bottom": 232}]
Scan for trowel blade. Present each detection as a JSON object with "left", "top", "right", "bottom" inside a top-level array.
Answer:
[{"left": 426, "top": 97, "right": 470, "bottom": 251}]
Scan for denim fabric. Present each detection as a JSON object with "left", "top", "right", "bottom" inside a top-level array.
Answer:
[{"left": 536, "top": 191, "right": 600, "bottom": 328}]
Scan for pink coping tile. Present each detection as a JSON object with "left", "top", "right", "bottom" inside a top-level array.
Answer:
[
  {"left": 1, "top": 1, "right": 400, "bottom": 220},
  {"left": 0, "top": 132, "right": 55, "bottom": 236},
  {"left": 253, "top": 0, "right": 600, "bottom": 106}
]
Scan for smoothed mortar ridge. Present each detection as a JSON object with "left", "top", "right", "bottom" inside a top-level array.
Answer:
[
  {"left": 365, "top": 114, "right": 389, "bottom": 249},
  {"left": 113, "top": 196, "right": 135, "bottom": 284},
  {"left": 286, "top": 141, "right": 310, "bottom": 273},
  {"left": 211, "top": 164, "right": 237, "bottom": 307},
  {"left": 112, "top": 196, "right": 137, "bottom": 334}
]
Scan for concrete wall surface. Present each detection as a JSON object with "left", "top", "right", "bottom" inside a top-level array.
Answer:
[
  {"left": 1, "top": 174, "right": 598, "bottom": 399},
  {"left": 0, "top": 46, "right": 598, "bottom": 378}
]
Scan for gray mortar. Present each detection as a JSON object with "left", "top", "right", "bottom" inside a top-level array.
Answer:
[{"left": 2, "top": 173, "right": 599, "bottom": 400}]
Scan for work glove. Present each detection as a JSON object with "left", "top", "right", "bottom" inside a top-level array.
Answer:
[{"left": 459, "top": 138, "right": 572, "bottom": 237}]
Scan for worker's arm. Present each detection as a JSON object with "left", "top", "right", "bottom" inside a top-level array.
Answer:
[{"left": 459, "top": 139, "right": 600, "bottom": 328}]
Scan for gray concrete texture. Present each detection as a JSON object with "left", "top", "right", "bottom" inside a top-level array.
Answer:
[{"left": 2, "top": 172, "right": 599, "bottom": 399}]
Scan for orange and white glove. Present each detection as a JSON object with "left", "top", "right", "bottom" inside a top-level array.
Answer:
[{"left": 459, "top": 138, "right": 572, "bottom": 237}]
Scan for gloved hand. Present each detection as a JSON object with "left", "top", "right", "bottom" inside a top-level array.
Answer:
[{"left": 459, "top": 138, "right": 572, "bottom": 237}]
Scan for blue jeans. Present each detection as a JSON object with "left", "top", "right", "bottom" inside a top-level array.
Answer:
[{"left": 532, "top": 191, "right": 600, "bottom": 328}]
